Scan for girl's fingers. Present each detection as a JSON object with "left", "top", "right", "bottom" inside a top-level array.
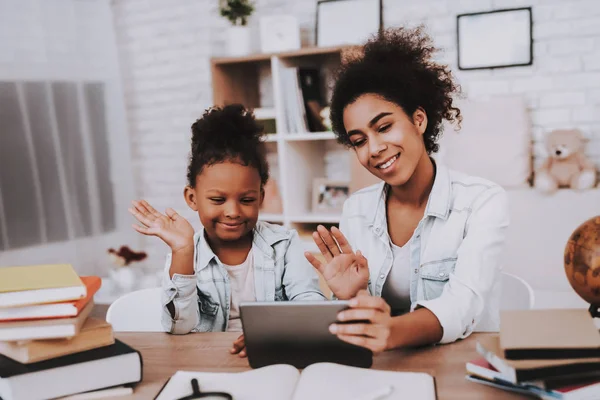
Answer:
[
  {"left": 304, "top": 252, "right": 325, "bottom": 275},
  {"left": 331, "top": 226, "right": 353, "bottom": 254},
  {"left": 132, "top": 224, "right": 157, "bottom": 236},
  {"left": 131, "top": 201, "right": 155, "bottom": 222},
  {"left": 165, "top": 207, "right": 180, "bottom": 221},
  {"left": 317, "top": 225, "right": 341, "bottom": 257},
  {"left": 313, "top": 231, "right": 333, "bottom": 263},
  {"left": 140, "top": 200, "right": 162, "bottom": 219},
  {"left": 128, "top": 207, "right": 153, "bottom": 227}
]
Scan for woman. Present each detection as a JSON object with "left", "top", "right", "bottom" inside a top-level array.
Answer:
[{"left": 305, "top": 27, "right": 509, "bottom": 352}]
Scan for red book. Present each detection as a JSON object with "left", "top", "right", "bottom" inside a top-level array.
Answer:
[{"left": 0, "top": 276, "right": 101, "bottom": 322}]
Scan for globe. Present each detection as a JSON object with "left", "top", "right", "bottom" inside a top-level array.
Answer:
[{"left": 564, "top": 216, "right": 600, "bottom": 315}]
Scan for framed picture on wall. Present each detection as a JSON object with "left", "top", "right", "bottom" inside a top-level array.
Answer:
[
  {"left": 457, "top": 7, "right": 533, "bottom": 70},
  {"left": 316, "top": 0, "right": 383, "bottom": 47},
  {"left": 312, "top": 178, "right": 350, "bottom": 214}
]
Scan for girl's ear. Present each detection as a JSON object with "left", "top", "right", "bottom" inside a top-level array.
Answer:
[
  {"left": 183, "top": 186, "right": 198, "bottom": 211},
  {"left": 412, "top": 107, "right": 428, "bottom": 135}
]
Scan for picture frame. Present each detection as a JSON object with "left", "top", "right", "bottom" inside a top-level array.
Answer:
[
  {"left": 457, "top": 7, "right": 533, "bottom": 71},
  {"left": 312, "top": 178, "right": 350, "bottom": 214},
  {"left": 259, "top": 15, "right": 301, "bottom": 53},
  {"left": 316, "top": 0, "right": 383, "bottom": 47}
]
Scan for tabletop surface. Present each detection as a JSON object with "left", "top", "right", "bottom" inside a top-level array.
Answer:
[{"left": 113, "top": 331, "right": 527, "bottom": 400}]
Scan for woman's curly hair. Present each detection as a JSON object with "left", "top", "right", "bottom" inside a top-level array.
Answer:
[
  {"left": 330, "top": 26, "right": 462, "bottom": 154},
  {"left": 187, "top": 104, "right": 269, "bottom": 187}
]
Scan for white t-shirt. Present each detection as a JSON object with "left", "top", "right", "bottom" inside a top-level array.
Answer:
[
  {"left": 381, "top": 241, "right": 411, "bottom": 316},
  {"left": 222, "top": 249, "right": 256, "bottom": 332}
]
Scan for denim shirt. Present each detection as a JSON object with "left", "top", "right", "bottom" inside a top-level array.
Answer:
[
  {"left": 340, "top": 162, "right": 509, "bottom": 344},
  {"left": 161, "top": 221, "right": 326, "bottom": 334}
]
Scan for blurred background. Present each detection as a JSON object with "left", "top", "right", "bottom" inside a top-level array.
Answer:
[{"left": 0, "top": 0, "right": 598, "bottom": 308}]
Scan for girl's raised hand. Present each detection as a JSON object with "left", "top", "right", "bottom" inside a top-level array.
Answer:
[
  {"left": 304, "top": 225, "right": 369, "bottom": 300},
  {"left": 129, "top": 200, "right": 195, "bottom": 252}
]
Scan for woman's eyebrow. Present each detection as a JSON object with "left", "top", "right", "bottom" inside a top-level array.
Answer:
[{"left": 348, "top": 112, "right": 393, "bottom": 136}]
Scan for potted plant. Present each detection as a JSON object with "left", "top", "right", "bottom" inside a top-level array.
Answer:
[{"left": 220, "top": 0, "right": 255, "bottom": 56}]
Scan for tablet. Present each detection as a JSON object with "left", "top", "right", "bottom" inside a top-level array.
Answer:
[{"left": 239, "top": 300, "right": 373, "bottom": 369}]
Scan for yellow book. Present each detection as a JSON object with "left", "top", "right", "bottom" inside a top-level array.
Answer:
[{"left": 0, "top": 264, "right": 86, "bottom": 307}]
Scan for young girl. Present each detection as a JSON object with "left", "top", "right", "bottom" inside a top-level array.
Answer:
[
  {"left": 130, "top": 105, "right": 326, "bottom": 356},
  {"left": 305, "top": 27, "right": 509, "bottom": 352}
]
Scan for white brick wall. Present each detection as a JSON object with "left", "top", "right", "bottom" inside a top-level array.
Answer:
[{"left": 112, "top": 0, "right": 600, "bottom": 260}]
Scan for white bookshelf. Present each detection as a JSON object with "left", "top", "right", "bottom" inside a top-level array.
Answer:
[{"left": 212, "top": 47, "right": 351, "bottom": 251}]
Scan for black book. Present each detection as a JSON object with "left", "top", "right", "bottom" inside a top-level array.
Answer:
[{"left": 0, "top": 339, "right": 142, "bottom": 400}]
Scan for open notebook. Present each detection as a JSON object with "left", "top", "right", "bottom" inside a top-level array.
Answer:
[{"left": 155, "top": 363, "right": 436, "bottom": 400}]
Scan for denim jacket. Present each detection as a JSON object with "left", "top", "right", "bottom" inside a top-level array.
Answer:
[
  {"left": 340, "top": 162, "right": 509, "bottom": 344},
  {"left": 161, "top": 221, "right": 326, "bottom": 334}
]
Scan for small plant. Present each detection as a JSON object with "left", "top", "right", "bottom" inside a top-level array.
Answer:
[{"left": 220, "top": 0, "right": 255, "bottom": 26}]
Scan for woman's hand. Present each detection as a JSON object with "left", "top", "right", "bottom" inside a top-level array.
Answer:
[
  {"left": 230, "top": 334, "right": 246, "bottom": 357},
  {"left": 329, "top": 290, "right": 393, "bottom": 353},
  {"left": 304, "top": 225, "right": 369, "bottom": 300},
  {"left": 129, "top": 200, "right": 195, "bottom": 252}
]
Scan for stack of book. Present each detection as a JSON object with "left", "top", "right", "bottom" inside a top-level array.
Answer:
[
  {"left": 466, "top": 309, "right": 600, "bottom": 399},
  {"left": 0, "top": 264, "right": 142, "bottom": 400}
]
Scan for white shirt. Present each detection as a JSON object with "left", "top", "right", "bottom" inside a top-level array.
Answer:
[
  {"left": 222, "top": 250, "right": 256, "bottom": 332},
  {"left": 381, "top": 241, "right": 412, "bottom": 315},
  {"left": 340, "top": 161, "right": 509, "bottom": 344}
]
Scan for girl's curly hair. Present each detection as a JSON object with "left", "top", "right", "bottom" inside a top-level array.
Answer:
[
  {"left": 330, "top": 26, "right": 462, "bottom": 154},
  {"left": 187, "top": 104, "right": 269, "bottom": 187}
]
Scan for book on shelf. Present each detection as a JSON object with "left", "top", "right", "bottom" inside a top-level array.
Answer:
[
  {"left": 476, "top": 335, "right": 600, "bottom": 383},
  {"left": 156, "top": 362, "right": 436, "bottom": 400},
  {"left": 500, "top": 309, "right": 600, "bottom": 360},
  {"left": 0, "top": 300, "right": 93, "bottom": 342},
  {"left": 0, "top": 317, "right": 114, "bottom": 364},
  {"left": 0, "top": 264, "right": 86, "bottom": 307},
  {"left": 0, "top": 339, "right": 142, "bottom": 400},
  {"left": 0, "top": 276, "right": 100, "bottom": 322}
]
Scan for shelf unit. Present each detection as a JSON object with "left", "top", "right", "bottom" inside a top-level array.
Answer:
[{"left": 211, "top": 46, "right": 353, "bottom": 251}]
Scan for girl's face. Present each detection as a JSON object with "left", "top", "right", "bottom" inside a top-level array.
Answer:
[
  {"left": 185, "top": 160, "right": 263, "bottom": 244},
  {"left": 343, "top": 93, "right": 428, "bottom": 187}
]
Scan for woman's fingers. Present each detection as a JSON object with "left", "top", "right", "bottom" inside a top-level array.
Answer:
[
  {"left": 331, "top": 226, "right": 353, "bottom": 254},
  {"left": 330, "top": 322, "right": 378, "bottom": 337},
  {"left": 337, "top": 308, "right": 380, "bottom": 323},
  {"left": 331, "top": 322, "right": 390, "bottom": 353},
  {"left": 336, "top": 333, "right": 387, "bottom": 353},
  {"left": 312, "top": 231, "right": 333, "bottom": 263},
  {"left": 349, "top": 291, "right": 391, "bottom": 315},
  {"left": 304, "top": 252, "right": 325, "bottom": 275},
  {"left": 317, "top": 225, "right": 341, "bottom": 257}
]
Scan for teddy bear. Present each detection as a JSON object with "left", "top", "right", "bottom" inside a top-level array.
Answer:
[{"left": 534, "top": 129, "right": 597, "bottom": 193}]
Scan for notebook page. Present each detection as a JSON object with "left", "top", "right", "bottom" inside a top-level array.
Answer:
[
  {"left": 292, "top": 363, "right": 436, "bottom": 400},
  {"left": 155, "top": 364, "right": 299, "bottom": 400}
]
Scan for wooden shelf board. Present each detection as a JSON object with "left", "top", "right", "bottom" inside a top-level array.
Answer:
[
  {"left": 284, "top": 132, "right": 336, "bottom": 141},
  {"left": 211, "top": 45, "right": 350, "bottom": 65}
]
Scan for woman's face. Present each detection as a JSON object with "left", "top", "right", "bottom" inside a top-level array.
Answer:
[{"left": 343, "top": 93, "right": 428, "bottom": 187}]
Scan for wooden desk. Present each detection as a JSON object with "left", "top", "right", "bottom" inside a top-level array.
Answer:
[{"left": 115, "top": 332, "right": 527, "bottom": 400}]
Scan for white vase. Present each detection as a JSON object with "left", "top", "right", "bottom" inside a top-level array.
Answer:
[
  {"left": 109, "top": 267, "right": 138, "bottom": 294},
  {"left": 227, "top": 25, "right": 251, "bottom": 56}
]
